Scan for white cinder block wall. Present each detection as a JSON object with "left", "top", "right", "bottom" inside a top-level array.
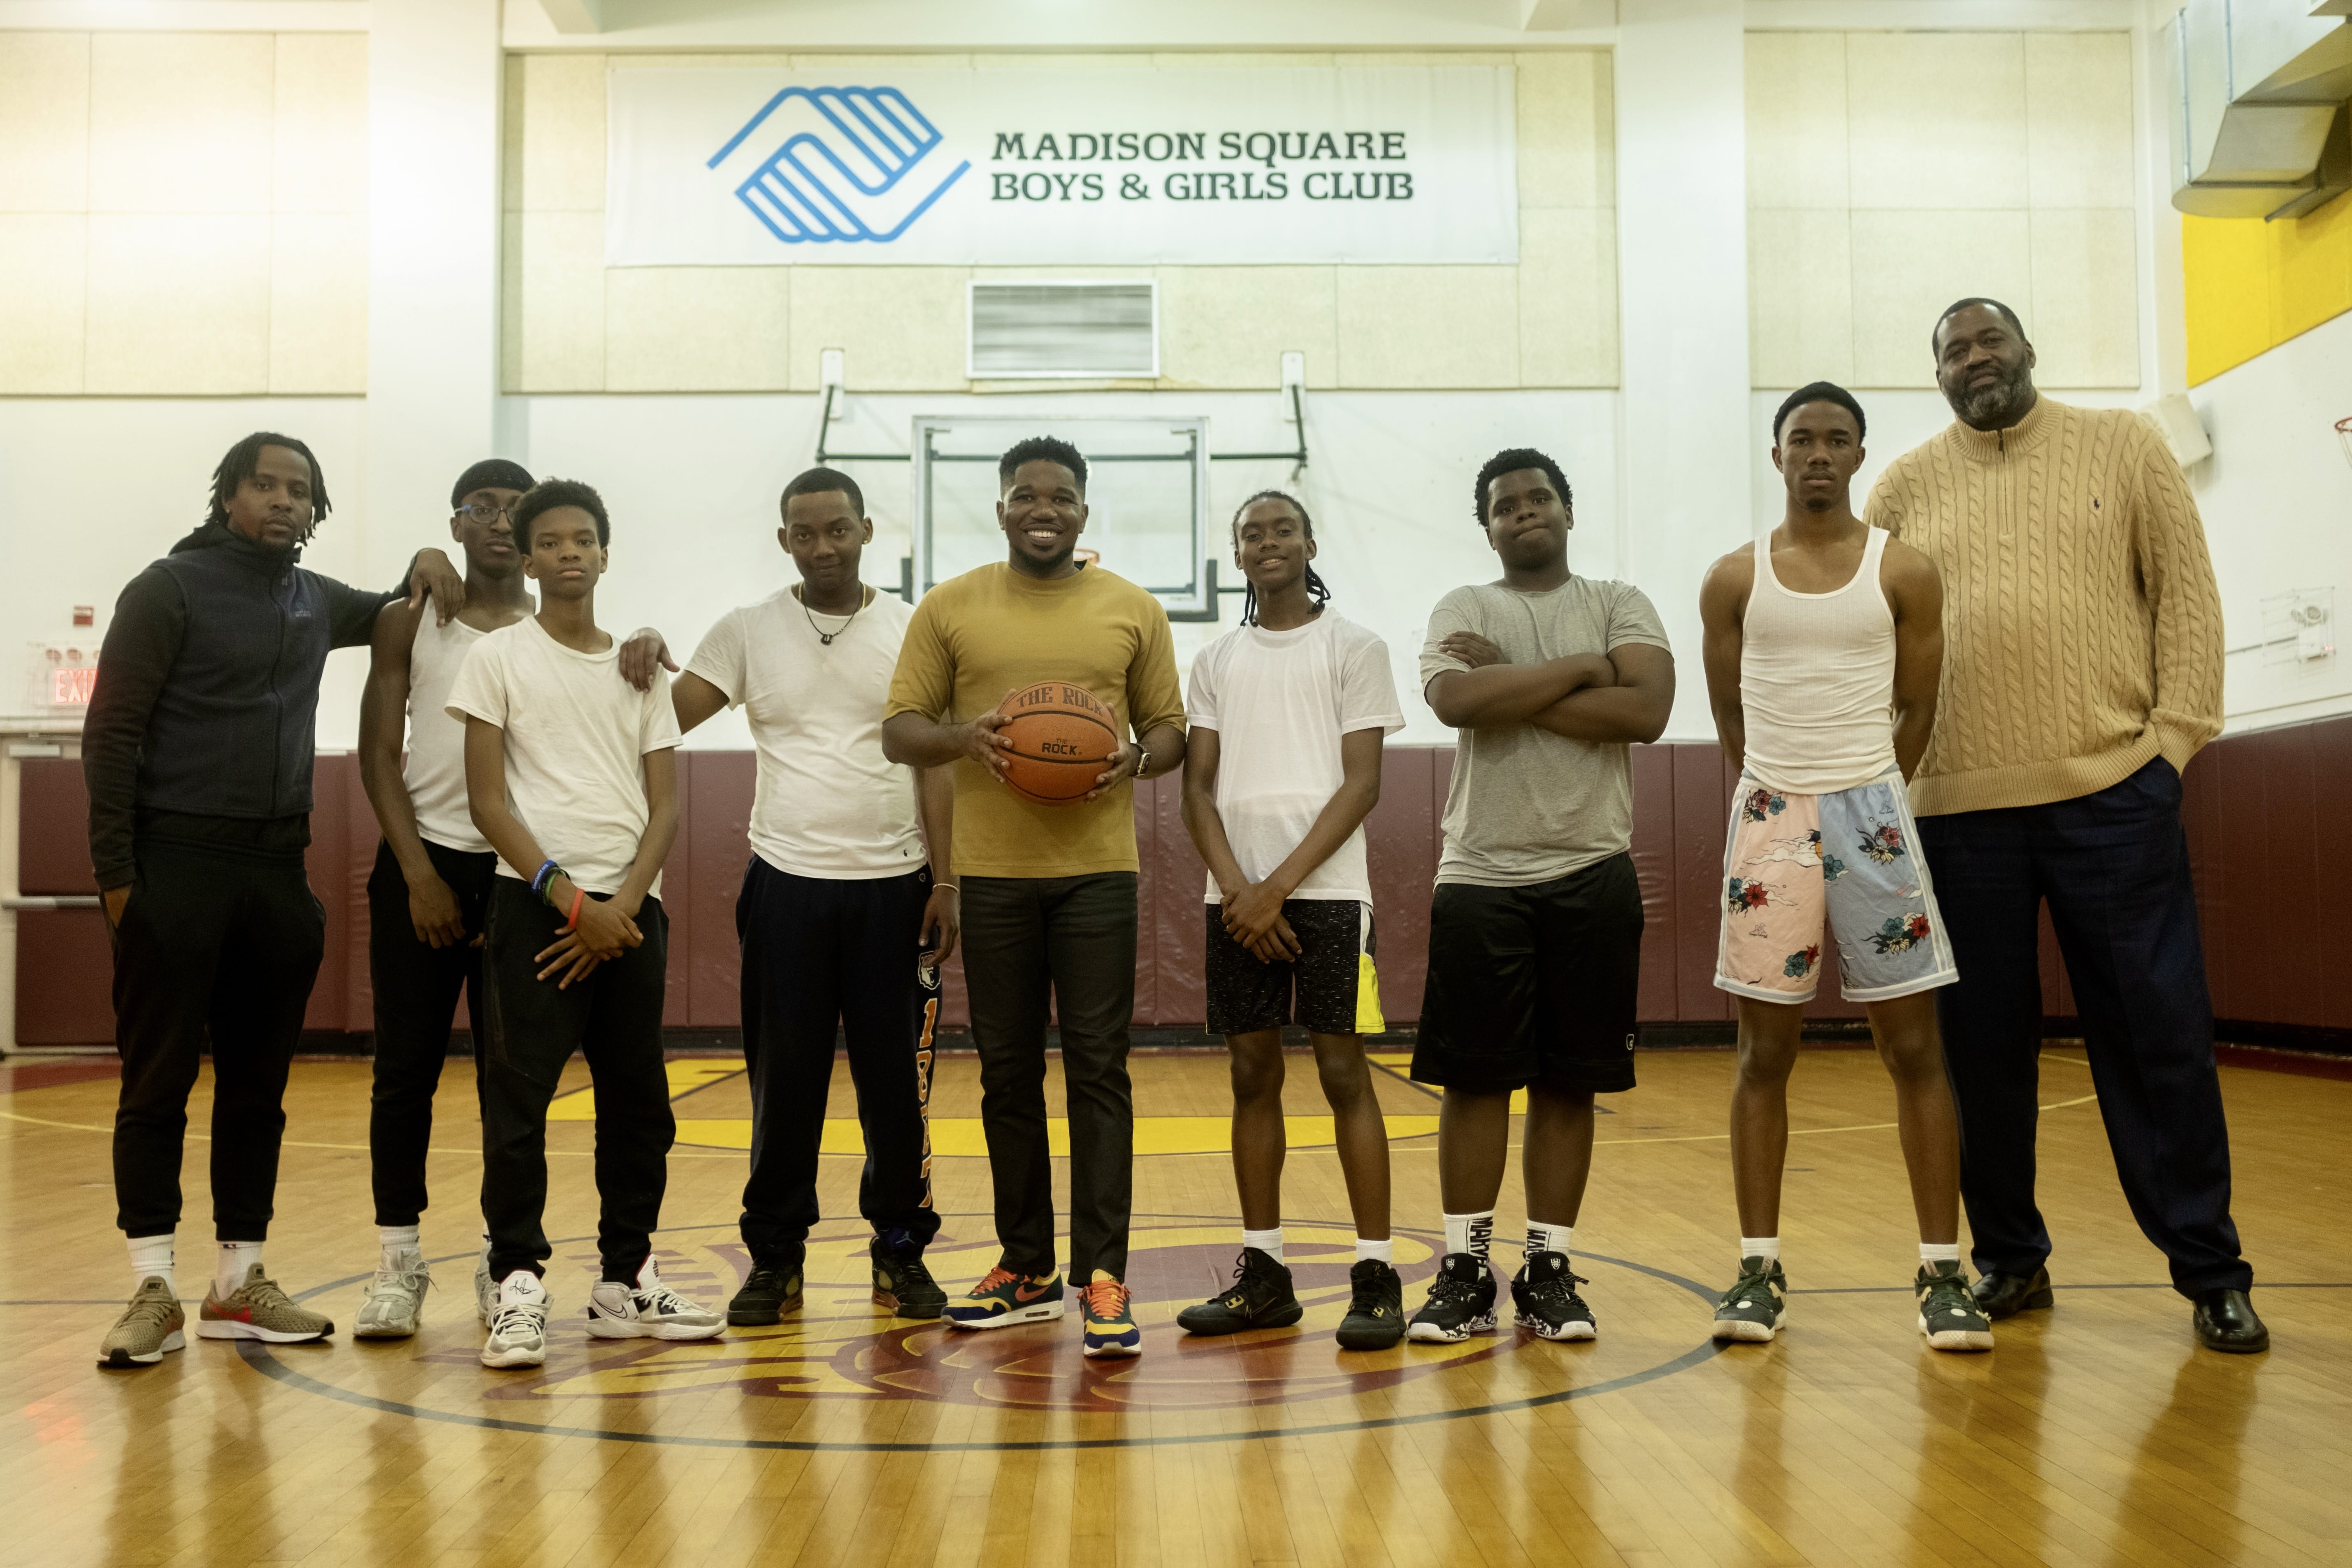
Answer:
[{"left": 0, "top": 3, "right": 2189, "bottom": 752}]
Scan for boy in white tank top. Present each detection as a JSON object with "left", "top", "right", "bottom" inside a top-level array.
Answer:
[
  {"left": 351, "top": 460, "right": 668, "bottom": 1339},
  {"left": 1696, "top": 383, "right": 1990, "bottom": 1354}
]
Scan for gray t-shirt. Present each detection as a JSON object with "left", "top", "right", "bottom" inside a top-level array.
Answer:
[{"left": 1419, "top": 576, "right": 1672, "bottom": 887}]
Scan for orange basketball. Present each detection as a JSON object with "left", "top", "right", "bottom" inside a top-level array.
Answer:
[{"left": 996, "top": 681, "right": 1121, "bottom": 805}]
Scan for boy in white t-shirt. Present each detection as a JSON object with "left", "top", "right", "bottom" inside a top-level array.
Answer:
[
  {"left": 1176, "top": 490, "right": 1407, "bottom": 1351},
  {"left": 446, "top": 479, "right": 720, "bottom": 1369},
  {"left": 670, "top": 468, "right": 961, "bottom": 1328}
]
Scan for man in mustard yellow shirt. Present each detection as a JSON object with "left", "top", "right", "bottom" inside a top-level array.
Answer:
[{"left": 883, "top": 436, "right": 1186, "bottom": 1359}]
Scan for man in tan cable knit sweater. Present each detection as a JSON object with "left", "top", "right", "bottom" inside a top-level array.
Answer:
[{"left": 1863, "top": 298, "right": 2266, "bottom": 1355}]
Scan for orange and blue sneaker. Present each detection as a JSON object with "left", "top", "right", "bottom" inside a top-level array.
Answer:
[
  {"left": 1080, "top": 1271, "right": 1142, "bottom": 1358},
  {"left": 943, "top": 1266, "right": 1065, "bottom": 1330}
]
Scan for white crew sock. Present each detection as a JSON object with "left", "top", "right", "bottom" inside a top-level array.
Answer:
[
  {"left": 215, "top": 1240, "right": 264, "bottom": 1298},
  {"left": 1442, "top": 1210, "right": 1494, "bottom": 1268},
  {"left": 1741, "top": 1236, "right": 1783, "bottom": 1265},
  {"left": 126, "top": 1233, "right": 174, "bottom": 1290},
  {"left": 1920, "top": 1241, "right": 1961, "bottom": 1268},
  {"left": 1241, "top": 1227, "right": 1284, "bottom": 1264},
  {"left": 1355, "top": 1237, "right": 1394, "bottom": 1265},
  {"left": 1525, "top": 1221, "right": 1572, "bottom": 1262},
  {"left": 379, "top": 1224, "right": 421, "bottom": 1259}
]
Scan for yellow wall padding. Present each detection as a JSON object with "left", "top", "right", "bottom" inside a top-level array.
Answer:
[{"left": 2184, "top": 195, "right": 2352, "bottom": 384}]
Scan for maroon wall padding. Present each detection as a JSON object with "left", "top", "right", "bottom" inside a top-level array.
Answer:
[
  {"left": 19, "top": 758, "right": 95, "bottom": 894},
  {"left": 23, "top": 730, "right": 2344, "bottom": 1045},
  {"left": 2311, "top": 719, "right": 2352, "bottom": 1027},
  {"left": 14, "top": 908, "right": 113, "bottom": 1044},
  {"left": 1365, "top": 744, "right": 1437, "bottom": 1023}
]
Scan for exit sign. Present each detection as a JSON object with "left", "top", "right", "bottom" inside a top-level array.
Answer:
[{"left": 51, "top": 666, "right": 96, "bottom": 706}]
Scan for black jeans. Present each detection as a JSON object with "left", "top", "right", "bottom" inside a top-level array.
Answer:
[
  {"left": 960, "top": 872, "right": 1138, "bottom": 1282},
  {"left": 736, "top": 858, "right": 943, "bottom": 1264},
  {"left": 367, "top": 838, "right": 495, "bottom": 1228},
  {"left": 1918, "top": 758, "right": 2252, "bottom": 1298},
  {"left": 109, "top": 838, "right": 325, "bottom": 1240},
  {"left": 478, "top": 877, "right": 673, "bottom": 1283}
]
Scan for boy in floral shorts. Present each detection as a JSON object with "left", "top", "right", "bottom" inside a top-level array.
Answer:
[{"left": 1695, "top": 383, "right": 1990, "bottom": 1353}]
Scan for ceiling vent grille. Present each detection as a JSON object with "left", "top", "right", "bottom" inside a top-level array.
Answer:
[{"left": 968, "top": 281, "right": 1159, "bottom": 379}]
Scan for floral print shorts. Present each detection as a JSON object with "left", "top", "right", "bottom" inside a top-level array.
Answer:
[{"left": 1713, "top": 769, "right": 1958, "bottom": 1004}]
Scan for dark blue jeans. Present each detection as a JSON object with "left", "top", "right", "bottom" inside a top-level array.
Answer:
[{"left": 1918, "top": 758, "right": 2251, "bottom": 1298}]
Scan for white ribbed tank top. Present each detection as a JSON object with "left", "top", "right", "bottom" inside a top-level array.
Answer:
[
  {"left": 1739, "top": 527, "right": 1898, "bottom": 795},
  {"left": 404, "top": 614, "right": 490, "bottom": 853}
]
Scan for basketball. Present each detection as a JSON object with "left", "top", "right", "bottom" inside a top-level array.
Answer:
[{"left": 996, "top": 681, "right": 1121, "bottom": 805}]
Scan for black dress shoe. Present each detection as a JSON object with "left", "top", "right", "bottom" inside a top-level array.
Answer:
[
  {"left": 1970, "top": 1267, "right": 2054, "bottom": 1319},
  {"left": 2192, "top": 1288, "right": 2269, "bottom": 1353}
]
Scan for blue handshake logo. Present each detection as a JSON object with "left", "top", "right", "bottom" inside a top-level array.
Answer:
[{"left": 709, "top": 86, "right": 971, "bottom": 244}]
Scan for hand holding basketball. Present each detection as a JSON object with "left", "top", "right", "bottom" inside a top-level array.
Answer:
[
  {"left": 994, "top": 681, "right": 1121, "bottom": 805},
  {"left": 1083, "top": 739, "right": 1141, "bottom": 802},
  {"left": 959, "top": 701, "right": 1016, "bottom": 780}
]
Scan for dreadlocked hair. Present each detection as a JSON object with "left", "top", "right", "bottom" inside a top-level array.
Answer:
[
  {"left": 1231, "top": 489, "right": 1332, "bottom": 628},
  {"left": 209, "top": 431, "right": 330, "bottom": 546}
]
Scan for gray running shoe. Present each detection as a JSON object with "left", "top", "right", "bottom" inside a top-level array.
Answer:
[
  {"left": 1711, "top": 1256, "right": 1788, "bottom": 1343},
  {"left": 585, "top": 1259, "right": 725, "bottom": 1341},
  {"left": 98, "top": 1276, "right": 186, "bottom": 1368},
  {"left": 1916, "top": 1260, "right": 1995, "bottom": 1351},
  {"left": 474, "top": 1240, "right": 497, "bottom": 1328},
  {"left": 481, "top": 1271, "right": 551, "bottom": 1369},
  {"left": 355, "top": 1249, "right": 432, "bottom": 1339},
  {"left": 196, "top": 1264, "right": 333, "bottom": 1343}
]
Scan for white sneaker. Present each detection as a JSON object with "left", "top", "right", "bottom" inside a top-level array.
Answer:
[
  {"left": 585, "top": 1258, "right": 724, "bottom": 1341},
  {"left": 354, "top": 1248, "right": 432, "bottom": 1339},
  {"left": 473, "top": 1240, "right": 497, "bottom": 1328},
  {"left": 480, "top": 1271, "right": 550, "bottom": 1369}
]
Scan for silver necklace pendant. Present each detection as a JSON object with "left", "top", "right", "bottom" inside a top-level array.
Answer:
[{"left": 819, "top": 632, "right": 835, "bottom": 646}]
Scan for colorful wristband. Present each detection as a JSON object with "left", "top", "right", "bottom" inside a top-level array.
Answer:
[
  {"left": 566, "top": 886, "right": 586, "bottom": 932},
  {"left": 530, "top": 860, "right": 561, "bottom": 902}
]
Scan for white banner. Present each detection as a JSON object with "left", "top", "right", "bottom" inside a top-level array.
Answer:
[{"left": 606, "top": 66, "right": 1518, "bottom": 267}]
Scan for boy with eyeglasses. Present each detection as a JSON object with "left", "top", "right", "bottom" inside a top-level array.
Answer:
[{"left": 351, "top": 461, "right": 669, "bottom": 1340}]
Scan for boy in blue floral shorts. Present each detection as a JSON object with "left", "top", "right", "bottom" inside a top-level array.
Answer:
[{"left": 1695, "top": 383, "right": 1991, "bottom": 1353}]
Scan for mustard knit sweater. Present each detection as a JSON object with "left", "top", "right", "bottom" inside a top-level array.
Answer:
[{"left": 1862, "top": 396, "right": 2224, "bottom": 817}]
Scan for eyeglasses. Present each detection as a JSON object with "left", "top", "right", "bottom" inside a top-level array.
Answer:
[{"left": 456, "top": 502, "right": 518, "bottom": 524}]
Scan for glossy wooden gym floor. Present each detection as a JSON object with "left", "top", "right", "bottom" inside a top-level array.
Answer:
[{"left": 1, "top": 1045, "right": 2345, "bottom": 1568}]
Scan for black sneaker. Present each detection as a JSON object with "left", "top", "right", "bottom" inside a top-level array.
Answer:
[
  {"left": 1406, "top": 1252, "right": 1497, "bottom": 1343},
  {"left": 1512, "top": 1251, "right": 1597, "bottom": 1341},
  {"left": 1176, "top": 1247, "right": 1303, "bottom": 1336},
  {"left": 1336, "top": 1259, "right": 1405, "bottom": 1350},
  {"left": 871, "top": 1239, "right": 947, "bottom": 1320},
  {"left": 727, "top": 1260, "right": 803, "bottom": 1326}
]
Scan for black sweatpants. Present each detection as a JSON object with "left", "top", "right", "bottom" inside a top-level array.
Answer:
[
  {"left": 478, "top": 877, "right": 673, "bottom": 1283},
  {"left": 1918, "top": 759, "right": 2252, "bottom": 1299},
  {"left": 960, "top": 872, "right": 1138, "bottom": 1282},
  {"left": 736, "top": 858, "right": 942, "bottom": 1264},
  {"left": 367, "top": 838, "right": 495, "bottom": 1229},
  {"left": 110, "top": 839, "right": 325, "bottom": 1240}
]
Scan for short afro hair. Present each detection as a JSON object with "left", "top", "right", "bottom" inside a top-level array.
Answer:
[
  {"left": 780, "top": 465, "right": 865, "bottom": 522},
  {"left": 1772, "top": 381, "right": 1867, "bottom": 444},
  {"left": 998, "top": 435, "right": 1088, "bottom": 493},
  {"left": 514, "top": 478, "right": 610, "bottom": 548},
  {"left": 1931, "top": 297, "right": 2029, "bottom": 355},
  {"left": 1472, "top": 447, "right": 1572, "bottom": 527}
]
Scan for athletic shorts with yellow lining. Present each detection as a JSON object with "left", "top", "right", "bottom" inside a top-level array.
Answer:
[
  {"left": 1204, "top": 900, "right": 1384, "bottom": 1037},
  {"left": 1715, "top": 769, "right": 1958, "bottom": 1005}
]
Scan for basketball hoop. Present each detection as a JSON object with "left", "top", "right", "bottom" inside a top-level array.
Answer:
[{"left": 2336, "top": 415, "right": 2352, "bottom": 469}]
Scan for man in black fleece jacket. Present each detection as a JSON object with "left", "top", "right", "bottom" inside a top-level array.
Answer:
[{"left": 87, "top": 431, "right": 465, "bottom": 1369}]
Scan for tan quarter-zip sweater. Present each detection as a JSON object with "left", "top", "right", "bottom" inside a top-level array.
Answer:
[{"left": 1862, "top": 395, "right": 2224, "bottom": 817}]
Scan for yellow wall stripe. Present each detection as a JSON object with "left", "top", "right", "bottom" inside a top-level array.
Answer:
[{"left": 2184, "top": 197, "right": 2352, "bottom": 384}]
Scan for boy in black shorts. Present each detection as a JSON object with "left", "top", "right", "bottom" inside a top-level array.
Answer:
[
  {"left": 1176, "top": 491, "right": 1407, "bottom": 1349},
  {"left": 1410, "top": 449, "right": 1675, "bottom": 1342}
]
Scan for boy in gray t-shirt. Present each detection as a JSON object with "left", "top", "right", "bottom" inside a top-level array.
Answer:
[{"left": 1405, "top": 448, "right": 1674, "bottom": 1349}]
